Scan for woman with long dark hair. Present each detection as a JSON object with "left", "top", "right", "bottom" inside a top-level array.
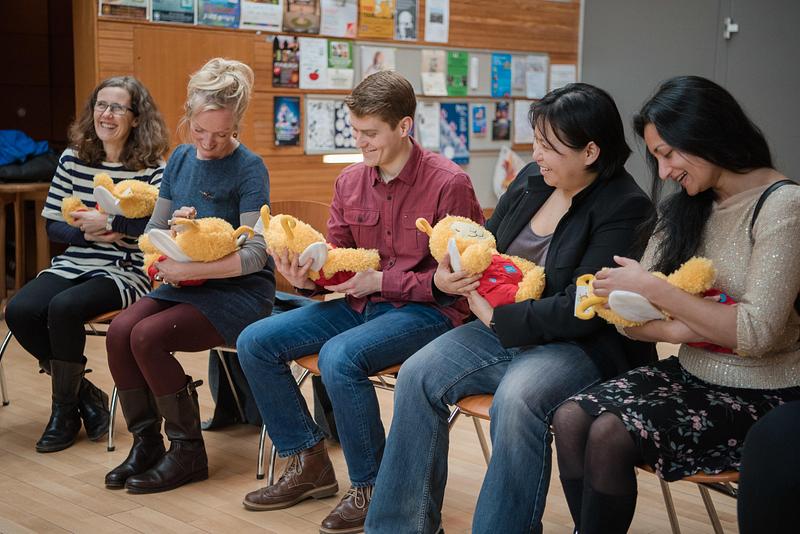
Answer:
[{"left": 552, "top": 75, "right": 800, "bottom": 533}]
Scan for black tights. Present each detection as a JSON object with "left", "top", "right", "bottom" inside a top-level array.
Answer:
[
  {"left": 553, "top": 401, "right": 642, "bottom": 534},
  {"left": 5, "top": 272, "right": 123, "bottom": 365}
]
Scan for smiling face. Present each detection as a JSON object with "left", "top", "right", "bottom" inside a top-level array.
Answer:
[
  {"left": 532, "top": 120, "right": 598, "bottom": 193},
  {"left": 93, "top": 87, "right": 137, "bottom": 159},
  {"left": 190, "top": 108, "right": 238, "bottom": 160},
  {"left": 350, "top": 113, "right": 411, "bottom": 170},
  {"left": 643, "top": 123, "right": 721, "bottom": 196}
]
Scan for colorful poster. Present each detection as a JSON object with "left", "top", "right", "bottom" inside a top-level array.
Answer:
[
  {"left": 513, "top": 100, "right": 535, "bottom": 144},
  {"left": 284, "top": 0, "right": 321, "bottom": 33},
  {"left": 152, "top": 0, "right": 195, "bottom": 23},
  {"left": 424, "top": 0, "right": 449, "bottom": 43},
  {"left": 446, "top": 51, "right": 468, "bottom": 97},
  {"left": 414, "top": 101, "right": 440, "bottom": 150},
  {"left": 420, "top": 49, "right": 446, "bottom": 96},
  {"left": 471, "top": 104, "right": 487, "bottom": 137},
  {"left": 198, "top": 0, "right": 240, "bottom": 27},
  {"left": 328, "top": 40, "right": 355, "bottom": 90},
  {"left": 272, "top": 36, "right": 300, "bottom": 88},
  {"left": 306, "top": 100, "right": 336, "bottom": 152},
  {"left": 358, "top": 0, "right": 395, "bottom": 39},
  {"left": 360, "top": 46, "right": 396, "bottom": 80},
  {"left": 440, "top": 103, "right": 469, "bottom": 164},
  {"left": 320, "top": 0, "right": 357, "bottom": 37},
  {"left": 492, "top": 101, "right": 511, "bottom": 141},
  {"left": 394, "top": 0, "right": 417, "bottom": 40},
  {"left": 99, "top": 0, "right": 147, "bottom": 19},
  {"left": 493, "top": 146, "right": 526, "bottom": 199},
  {"left": 491, "top": 53, "right": 512, "bottom": 98},
  {"left": 299, "top": 37, "right": 328, "bottom": 89},
  {"left": 274, "top": 96, "right": 301, "bottom": 146},
  {"left": 240, "top": 0, "right": 284, "bottom": 31},
  {"left": 525, "top": 55, "right": 549, "bottom": 99},
  {"left": 334, "top": 101, "right": 356, "bottom": 149}
]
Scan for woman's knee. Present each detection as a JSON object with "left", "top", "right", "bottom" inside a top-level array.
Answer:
[
  {"left": 586, "top": 412, "right": 632, "bottom": 451},
  {"left": 5, "top": 294, "right": 38, "bottom": 333},
  {"left": 552, "top": 401, "right": 585, "bottom": 434}
]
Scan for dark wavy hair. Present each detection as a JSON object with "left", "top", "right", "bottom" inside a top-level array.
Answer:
[
  {"left": 529, "top": 82, "right": 631, "bottom": 182},
  {"left": 634, "top": 76, "right": 773, "bottom": 273},
  {"left": 68, "top": 76, "right": 169, "bottom": 169}
]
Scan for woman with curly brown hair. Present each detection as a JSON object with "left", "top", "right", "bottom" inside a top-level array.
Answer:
[{"left": 5, "top": 76, "right": 169, "bottom": 453}]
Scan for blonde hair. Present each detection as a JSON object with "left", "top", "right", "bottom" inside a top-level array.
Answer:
[{"left": 181, "top": 58, "right": 254, "bottom": 134}]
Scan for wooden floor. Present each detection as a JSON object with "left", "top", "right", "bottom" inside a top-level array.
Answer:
[{"left": 0, "top": 324, "right": 738, "bottom": 533}]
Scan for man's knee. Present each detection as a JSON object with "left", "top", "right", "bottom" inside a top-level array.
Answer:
[
  {"left": 318, "top": 338, "right": 363, "bottom": 383},
  {"left": 236, "top": 320, "right": 282, "bottom": 369}
]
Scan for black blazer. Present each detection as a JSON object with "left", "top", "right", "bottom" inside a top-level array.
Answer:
[{"left": 488, "top": 162, "right": 657, "bottom": 379}]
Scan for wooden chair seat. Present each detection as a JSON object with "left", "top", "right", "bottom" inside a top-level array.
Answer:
[
  {"left": 455, "top": 394, "right": 493, "bottom": 420},
  {"left": 295, "top": 354, "right": 401, "bottom": 377}
]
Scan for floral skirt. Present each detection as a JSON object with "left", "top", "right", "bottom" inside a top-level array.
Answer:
[{"left": 571, "top": 356, "right": 800, "bottom": 481}]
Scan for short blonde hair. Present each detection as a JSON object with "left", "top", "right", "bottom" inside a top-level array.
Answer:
[{"left": 182, "top": 58, "right": 254, "bottom": 131}]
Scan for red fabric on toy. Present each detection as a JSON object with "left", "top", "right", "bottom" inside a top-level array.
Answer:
[
  {"left": 477, "top": 255, "right": 523, "bottom": 307},
  {"left": 686, "top": 289, "right": 736, "bottom": 354},
  {"left": 147, "top": 254, "right": 205, "bottom": 287},
  {"left": 314, "top": 271, "right": 356, "bottom": 288}
]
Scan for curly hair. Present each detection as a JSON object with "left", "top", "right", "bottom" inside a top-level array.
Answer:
[
  {"left": 179, "top": 57, "right": 254, "bottom": 139},
  {"left": 68, "top": 76, "right": 169, "bottom": 170}
]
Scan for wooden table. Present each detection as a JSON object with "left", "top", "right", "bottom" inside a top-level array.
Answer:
[{"left": 0, "top": 182, "right": 51, "bottom": 299}]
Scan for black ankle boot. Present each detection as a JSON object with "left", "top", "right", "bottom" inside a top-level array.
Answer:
[
  {"left": 36, "top": 360, "right": 85, "bottom": 453},
  {"left": 78, "top": 373, "right": 110, "bottom": 441},
  {"left": 560, "top": 476, "right": 585, "bottom": 531},
  {"left": 105, "top": 387, "right": 165, "bottom": 489},
  {"left": 124, "top": 377, "right": 208, "bottom": 494}
]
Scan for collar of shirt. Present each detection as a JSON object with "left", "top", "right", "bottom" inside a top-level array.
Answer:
[{"left": 368, "top": 137, "right": 423, "bottom": 187}]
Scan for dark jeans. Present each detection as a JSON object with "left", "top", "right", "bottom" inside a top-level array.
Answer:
[{"left": 5, "top": 272, "right": 122, "bottom": 364}]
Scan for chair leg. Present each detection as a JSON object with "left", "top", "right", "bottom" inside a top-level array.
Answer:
[
  {"left": 472, "top": 416, "right": 491, "bottom": 466},
  {"left": 267, "top": 443, "right": 279, "bottom": 485},
  {"left": 107, "top": 385, "right": 118, "bottom": 452},
  {"left": 215, "top": 348, "right": 246, "bottom": 423},
  {"left": 698, "top": 484, "right": 725, "bottom": 534},
  {"left": 0, "top": 361, "right": 8, "bottom": 406},
  {"left": 658, "top": 477, "right": 682, "bottom": 534},
  {"left": 447, "top": 406, "right": 462, "bottom": 428}
]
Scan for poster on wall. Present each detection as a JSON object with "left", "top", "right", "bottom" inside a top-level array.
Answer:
[
  {"left": 198, "top": 0, "right": 240, "bottom": 27},
  {"left": 152, "top": 0, "right": 194, "bottom": 23},
  {"left": 299, "top": 37, "right": 329, "bottom": 89},
  {"left": 471, "top": 104, "right": 487, "bottom": 137},
  {"left": 306, "top": 100, "right": 336, "bottom": 152},
  {"left": 284, "top": 0, "right": 321, "bottom": 34},
  {"left": 320, "top": 0, "right": 357, "bottom": 37},
  {"left": 272, "top": 36, "right": 300, "bottom": 88},
  {"left": 491, "top": 53, "right": 512, "bottom": 98},
  {"left": 446, "top": 51, "right": 468, "bottom": 97},
  {"left": 525, "top": 55, "right": 549, "bottom": 99},
  {"left": 240, "top": 0, "right": 284, "bottom": 31},
  {"left": 394, "top": 0, "right": 417, "bottom": 40},
  {"left": 493, "top": 146, "right": 526, "bottom": 199},
  {"left": 492, "top": 101, "right": 511, "bottom": 141},
  {"left": 360, "top": 46, "right": 396, "bottom": 80},
  {"left": 420, "top": 49, "right": 446, "bottom": 96},
  {"left": 549, "top": 64, "right": 577, "bottom": 92},
  {"left": 358, "top": 0, "right": 396, "bottom": 39},
  {"left": 440, "top": 103, "right": 469, "bottom": 164},
  {"left": 513, "top": 99, "right": 535, "bottom": 144},
  {"left": 274, "top": 96, "right": 301, "bottom": 146},
  {"left": 99, "top": 0, "right": 148, "bottom": 19},
  {"left": 424, "top": 0, "right": 449, "bottom": 43},
  {"left": 415, "top": 101, "right": 440, "bottom": 150},
  {"left": 334, "top": 101, "right": 356, "bottom": 149},
  {"left": 328, "top": 40, "right": 355, "bottom": 90}
]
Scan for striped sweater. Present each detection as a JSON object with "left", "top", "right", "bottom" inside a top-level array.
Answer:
[{"left": 40, "top": 148, "right": 163, "bottom": 307}]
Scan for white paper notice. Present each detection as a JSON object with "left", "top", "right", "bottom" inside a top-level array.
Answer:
[
  {"left": 240, "top": 0, "right": 284, "bottom": 31},
  {"left": 306, "top": 99, "right": 336, "bottom": 152},
  {"left": 525, "top": 55, "right": 549, "bottom": 99},
  {"left": 414, "top": 101, "right": 441, "bottom": 150},
  {"left": 299, "top": 37, "right": 329, "bottom": 89},
  {"left": 549, "top": 64, "right": 577, "bottom": 92},
  {"left": 513, "top": 100, "right": 535, "bottom": 144},
  {"left": 320, "top": 0, "right": 357, "bottom": 37},
  {"left": 424, "top": 0, "right": 449, "bottom": 43},
  {"left": 511, "top": 55, "right": 526, "bottom": 90},
  {"left": 469, "top": 54, "right": 480, "bottom": 89},
  {"left": 420, "top": 49, "right": 447, "bottom": 96}
]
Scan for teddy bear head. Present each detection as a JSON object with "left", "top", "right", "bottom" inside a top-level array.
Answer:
[
  {"left": 259, "top": 204, "right": 325, "bottom": 254},
  {"left": 93, "top": 173, "right": 159, "bottom": 218},
  {"left": 416, "top": 215, "right": 496, "bottom": 276}
]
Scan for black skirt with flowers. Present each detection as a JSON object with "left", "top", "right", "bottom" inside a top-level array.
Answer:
[{"left": 571, "top": 356, "right": 800, "bottom": 481}]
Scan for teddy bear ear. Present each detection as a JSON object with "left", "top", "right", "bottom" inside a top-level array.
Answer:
[{"left": 415, "top": 218, "right": 433, "bottom": 236}]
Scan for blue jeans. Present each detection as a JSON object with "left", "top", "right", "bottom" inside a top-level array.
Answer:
[
  {"left": 236, "top": 298, "right": 452, "bottom": 487},
  {"left": 366, "top": 320, "right": 603, "bottom": 533}
]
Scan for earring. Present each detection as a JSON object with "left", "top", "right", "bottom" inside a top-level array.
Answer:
[{"left": 232, "top": 132, "right": 238, "bottom": 139}]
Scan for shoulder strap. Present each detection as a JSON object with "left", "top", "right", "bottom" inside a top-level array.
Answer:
[{"left": 750, "top": 179, "right": 798, "bottom": 243}]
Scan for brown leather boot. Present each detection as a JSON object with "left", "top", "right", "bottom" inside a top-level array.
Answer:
[
  {"left": 124, "top": 377, "right": 208, "bottom": 494},
  {"left": 320, "top": 485, "right": 373, "bottom": 534},
  {"left": 242, "top": 440, "right": 338, "bottom": 511}
]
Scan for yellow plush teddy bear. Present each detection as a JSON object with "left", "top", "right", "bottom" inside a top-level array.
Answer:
[
  {"left": 258, "top": 205, "right": 380, "bottom": 287},
  {"left": 574, "top": 256, "right": 716, "bottom": 327},
  {"left": 61, "top": 172, "right": 159, "bottom": 226},
  {"left": 140, "top": 217, "right": 254, "bottom": 287},
  {"left": 415, "top": 215, "right": 545, "bottom": 307}
]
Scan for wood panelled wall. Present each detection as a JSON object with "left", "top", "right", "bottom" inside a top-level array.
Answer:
[{"left": 72, "top": 0, "right": 579, "bottom": 203}]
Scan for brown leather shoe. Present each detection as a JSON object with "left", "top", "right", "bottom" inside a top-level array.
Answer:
[
  {"left": 243, "top": 440, "right": 338, "bottom": 511},
  {"left": 319, "top": 485, "right": 372, "bottom": 534}
]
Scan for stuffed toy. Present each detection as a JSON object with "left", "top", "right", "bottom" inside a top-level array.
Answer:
[
  {"left": 415, "top": 215, "right": 545, "bottom": 307},
  {"left": 61, "top": 172, "right": 159, "bottom": 226},
  {"left": 256, "top": 205, "right": 381, "bottom": 287},
  {"left": 574, "top": 256, "right": 717, "bottom": 328},
  {"left": 140, "top": 217, "right": 254, "bottom": 287}
]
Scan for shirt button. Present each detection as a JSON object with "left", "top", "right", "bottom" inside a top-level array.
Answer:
[
  {"left": 387, "top": 195, "right": 392, "bottom": 200},
  {"left": 387, "top": 230, "right": 391, "bottom": 235}
]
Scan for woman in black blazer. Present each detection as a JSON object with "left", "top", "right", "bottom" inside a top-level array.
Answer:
[{"left": 367, "top": 83, "right": 655, "bottom": 534}]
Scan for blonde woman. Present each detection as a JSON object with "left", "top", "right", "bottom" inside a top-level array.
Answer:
[{"left": 104, "top": 58, "right": 274, "bottom": 493}]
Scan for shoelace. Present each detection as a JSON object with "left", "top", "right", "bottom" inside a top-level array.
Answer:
[
  {"left": 280, "top": 454, "right": 303, "bottom": 481},
  {"left": 344, "top": 485, "right": 373, "bottom": 509}
]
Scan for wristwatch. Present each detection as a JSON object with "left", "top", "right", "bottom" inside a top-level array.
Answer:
[{"left": 105, "top": 214, "right": 115, "bottom": 232}]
